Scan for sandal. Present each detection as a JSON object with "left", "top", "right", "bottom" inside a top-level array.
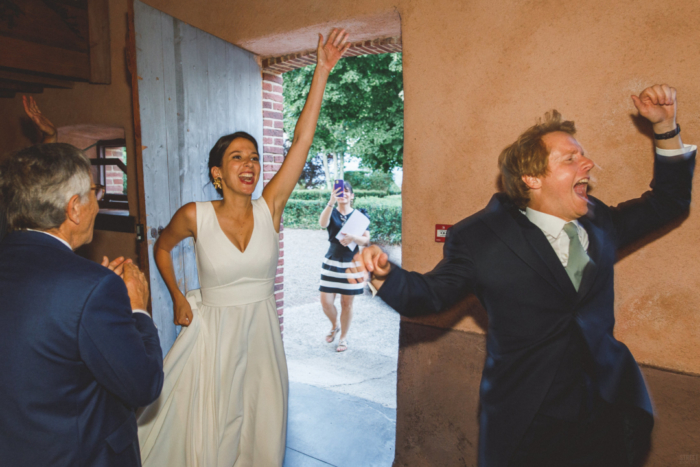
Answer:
[
  {"left": 325, "top": 326, "right": 340, "bottom": 343},
  {"left": 336, "top": 339, "right": 348, "bottom": 352}
]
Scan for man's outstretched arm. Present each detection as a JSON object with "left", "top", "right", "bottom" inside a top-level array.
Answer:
[{"left": 350, "top": 232, "right": 476, "bottom": 317}]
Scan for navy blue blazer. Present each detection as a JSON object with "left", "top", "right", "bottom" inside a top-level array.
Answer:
[
  {"left": 378, "top": 151, "right": 695, "bottom": 467},
  {"left": 0, "top": 231, "right": 164, "bottom": 467}
]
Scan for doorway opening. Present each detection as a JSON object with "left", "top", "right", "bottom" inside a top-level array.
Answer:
[{"left": 262, "top": 38, "right": 403, "bottom": 467}]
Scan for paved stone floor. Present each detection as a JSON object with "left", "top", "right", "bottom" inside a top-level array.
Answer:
[{"left": 282, "top": 229, "right": 401, "bottom": 466}]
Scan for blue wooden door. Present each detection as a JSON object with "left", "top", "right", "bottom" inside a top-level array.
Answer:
[{"left": 133, "top": 0, "right": 263, "bottom": 354}]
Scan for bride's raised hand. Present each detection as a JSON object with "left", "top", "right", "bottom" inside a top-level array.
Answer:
[{"left": 317, "top": 28, "right": 350, "bottom": 74}]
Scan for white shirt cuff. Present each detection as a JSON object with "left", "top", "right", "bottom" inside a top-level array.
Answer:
[
  {"left": 132, "top": 309, "right": 151, "bottom": 317},
  {"left": 656, "top": 144, "right": 696, "bottom": 158},
  {"left": 368, "top": 281, "right": 379, "bottom": 297}
]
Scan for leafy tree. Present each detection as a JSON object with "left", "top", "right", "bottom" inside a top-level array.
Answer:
[{"left": 283, "top": 53, "right": 404, "bottom": 187}]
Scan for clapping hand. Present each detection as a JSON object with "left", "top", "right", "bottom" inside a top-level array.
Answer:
[
  {"left": 122, "top": 263, "right": 150, "bottom": 312},
  {"left": 23, "top": 95, "right": 57, "bottom": 143},
  {"left": 317, "top": 28, "right": 351, "bottom": 74},
  {"left": 631, "top": 84, "right": 677, "bottom": 133},
  {"left": 101, "top": 256, "right": 131, "bottom": 277}
]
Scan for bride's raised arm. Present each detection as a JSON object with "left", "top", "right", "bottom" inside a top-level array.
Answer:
[{"left": 263, "top": 28, "right": 350, "bottom": 228}]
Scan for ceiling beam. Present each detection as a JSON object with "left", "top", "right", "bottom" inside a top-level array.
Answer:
[
  {"left": 0, "top": 80, "right": 44, "bottom": 94},
  {"left": 0, "top": 69, "right": 74, "bottom": 89}
]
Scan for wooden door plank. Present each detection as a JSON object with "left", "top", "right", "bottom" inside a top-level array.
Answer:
[
  {"left": 160, "top": 14, "right": 186, "bottom": 303},
  {"left": 178, "top": 22, "right": 210, "bottom": 292},
  {"left": 228, "top": 45, "right": 265, "bottom": 199},
  {"left": 87, "top": 0, "right": 111, "bottom": 84},
  {"left": 134, "top": 0, "right": 177, "bottom": 352}
]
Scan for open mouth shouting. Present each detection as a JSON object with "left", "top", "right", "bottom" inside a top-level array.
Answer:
[
  {"left": 239, "top": 172, "right": 255, "bottom": 185},
  {"left": 574, "top": 177, "right": 590, "bottom": 203}
]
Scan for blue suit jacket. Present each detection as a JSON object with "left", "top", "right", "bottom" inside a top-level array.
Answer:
[
  {"left": 0, "top": 231, "right": 164, "bottom": 466},
  {"left": 378, "top": 151, "right": 695, "bottom": 467}
]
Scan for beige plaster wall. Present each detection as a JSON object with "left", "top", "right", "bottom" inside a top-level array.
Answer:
[
  {"left": 141, "top": 0, "right": 700, "bottom": 374},
  {"left": 0, "top": 0, "right": 138, "bottom": 260}
]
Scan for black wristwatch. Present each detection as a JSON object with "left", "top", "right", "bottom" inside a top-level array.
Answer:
[{"left": 654, "top": 124, "right": 680, "bottom": 140}]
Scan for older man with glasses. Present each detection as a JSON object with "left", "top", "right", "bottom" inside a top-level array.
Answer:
[{"left": 0, "top": 143, "right": 164, "bottom": 467}]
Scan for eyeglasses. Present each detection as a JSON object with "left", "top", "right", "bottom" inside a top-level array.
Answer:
[{"left": 92, "top": 184, "right": 106, "bottom": 201}]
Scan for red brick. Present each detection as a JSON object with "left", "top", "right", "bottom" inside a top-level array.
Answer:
[
  {"left": 263, "top": 137, "right": 273, "bottom": 145},
  {"left": 263, "top": 92, "right": 283, "bottom": 103},
  {"left": 279, "top": 250, "right": 284, "bottom": 257},
  {"left": 264, "top": 128, "right": 284, "bottom": 137},
  {"left": 273, "top": 138, "right": 284, "bottom": 146},
  {"left": 263, "top": 101, "right": 272, "bottom": 109},
  {"left": 263, "top": 82, "right": 273, "bottom": 92},
  {"left": 280, "top": 224, "right": 284, "bottom": 232},
  {"left": 263, "top": 155, "right": 275, "bottom": 162},
  {"left": 276, "top": 267, "right": 283, "bottom": 275},
  {"left": 265, "top": 145, "right": 283, "bottom": 155},
  {"left": 263, "top": 119, "right": 274, "bottom": 127},
  {"left": 280, "top": 324, "right": 284, "bottom": 333},
  {"left": 263, "top": 73, "right": 283, "bottom": 84},
  {"left": 278, "top": 316, "right": 284, "bottom": 324},
  {"left": 272, "top": 102, "right": 283, "bottom": 111},
  {"left": 278, "top": 308, "right": 284, "bottom": 315},
  {"left": 274, "top": 155, "right": 285, "bottom": 163},
  {"left": 263, "top": 110, "right": 283, "bottom": 120},
  {"left": 263, "top": 163, "right": 281, "bottom": 172},
  {"left": 279, "top": 242, "right": 284, "bottom": 249},
  {"left": 264, "top": 172, "right": 274, "bottom": 181},
  {"left": 272, "top": 84, "right": 283, "bottom": 94},
  {"left": 275, "top": 292, "right": 284, "bottom": 300},
  {"left": 274, "top": 120, "right": 283, "bottom": 129},
  {"left": 274, "top": 276, "right": 283, "bottom": 284},
  {"left": 274, "top": 283, "right": 284, "bottom": 291},
  {"left": 276, "top": 300, "right": 284, "bottom": 308},
  {"left": 279, "top": 233, "right": 284, "bottom": 241}
]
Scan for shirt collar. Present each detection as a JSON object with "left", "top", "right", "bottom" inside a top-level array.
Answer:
[
  {"left": 26, "top": 229, "right": 73, "bottom": 251},
  {"left": 524, "top": 207, "right": 580, "bottom": 238}
]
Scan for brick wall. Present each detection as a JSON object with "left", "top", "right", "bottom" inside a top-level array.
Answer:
[
  {"left": 104, "top": 147, "right": 126, "bottom": 194},
  {"left": 262, "top": 71, "right": 286, "bottom": 334}
]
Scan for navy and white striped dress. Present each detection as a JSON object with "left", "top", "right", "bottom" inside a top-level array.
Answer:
[{"left": 319, "top": 208, "right": 369, "bottom": 295}]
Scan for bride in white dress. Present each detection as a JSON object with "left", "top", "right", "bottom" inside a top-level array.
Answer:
[{"left": 137, "top": 29, "right": 350, "bottom": 467}]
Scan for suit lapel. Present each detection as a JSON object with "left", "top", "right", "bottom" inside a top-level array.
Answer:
[
  {"left": 481, "top": 195, "right": 573, "bottom": 295},
  {"left": 575, "top": 215, "right": 603, "bottom": 303}
]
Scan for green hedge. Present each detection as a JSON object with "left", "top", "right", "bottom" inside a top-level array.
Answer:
[
  {"left": 289, "top": 189, "right": 390, "bottom": 200},
  {"left": 283, "top": 197, "right": 402, "bottom": 245}
]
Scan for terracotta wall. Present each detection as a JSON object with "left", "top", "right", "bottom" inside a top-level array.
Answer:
[{"left": 0, "top": 0, "right": 138, "bottom": 261}]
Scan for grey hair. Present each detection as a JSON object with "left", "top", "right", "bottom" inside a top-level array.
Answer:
[{"left": 0, "top": 143, "right": 92, "bottom": 231}]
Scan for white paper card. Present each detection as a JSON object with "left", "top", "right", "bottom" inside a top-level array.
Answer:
[{"left": 335, "top": 209, "right": 370, "bottom": 251}]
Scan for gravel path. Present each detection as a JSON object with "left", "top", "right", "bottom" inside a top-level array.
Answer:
[{"left": 282, "top": 228, "right": 401, "bottom": 408}]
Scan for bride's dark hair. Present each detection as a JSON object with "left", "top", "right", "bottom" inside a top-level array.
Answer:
[{"left": 208, "top": 131, "right": 259, "bottom": 196}]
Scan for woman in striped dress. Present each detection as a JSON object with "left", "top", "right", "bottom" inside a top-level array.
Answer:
[{"left": 318, "top": 181, "right": 370, "bottom": 352}]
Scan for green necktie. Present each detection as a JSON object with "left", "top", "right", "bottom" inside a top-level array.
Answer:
[{"left": 563, "top": 222, "right": 590, "bottom": 292}]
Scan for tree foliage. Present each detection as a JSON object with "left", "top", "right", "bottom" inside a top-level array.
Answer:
[{"left": 283, "top": 53, "right": 404, "bottom": 174}]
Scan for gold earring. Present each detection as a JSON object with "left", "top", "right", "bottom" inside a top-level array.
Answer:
[{"left": 213, "top": 178, "right": 222, "bottom": 190}]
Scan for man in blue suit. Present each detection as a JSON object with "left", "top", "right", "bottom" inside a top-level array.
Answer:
[
  {"left": 351, "top": 84, "right": 695, "bottom": 466},
  {"left": 0, "top": 143, "right": 164, "bottom": 466}
]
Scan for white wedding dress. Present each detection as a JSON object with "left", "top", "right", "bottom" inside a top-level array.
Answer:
[{"left": 137, "top": 199, "right": 288, "bottom": 467}]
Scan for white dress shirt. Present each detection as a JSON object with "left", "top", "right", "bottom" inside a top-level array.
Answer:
[{"left": 27, "top": 229, "right": 150, "bottom": 317}]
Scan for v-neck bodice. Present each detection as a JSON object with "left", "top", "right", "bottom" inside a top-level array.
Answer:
[{"left": 194, "top": 199, "right": 279, "bottom": 306}]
